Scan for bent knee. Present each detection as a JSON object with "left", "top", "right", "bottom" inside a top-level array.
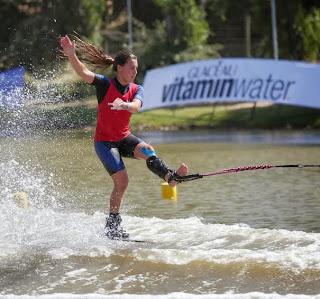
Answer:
[
  {"left": 134, "top": 143, "right": 157, "bottom": 159},
  {"left": 141, "top": 145, "right": 156, "bottom": 157}
]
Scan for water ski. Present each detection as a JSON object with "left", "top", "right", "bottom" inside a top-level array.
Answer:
[
  {"left": 107, "top": 237, "right": 151, "bottom": 244},
  {"left": 119, "top": 238, "right": 148, "bottom": 243}
]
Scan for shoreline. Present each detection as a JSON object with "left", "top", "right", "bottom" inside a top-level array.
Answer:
[{"left": 1, "top": 101, "right": 320, "bottom": 135}]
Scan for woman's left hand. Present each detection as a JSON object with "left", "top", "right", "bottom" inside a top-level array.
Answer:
[{"left": 108, "top": 98, "right": 131, "bottom": 111}]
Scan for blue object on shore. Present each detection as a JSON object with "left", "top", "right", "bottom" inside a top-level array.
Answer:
[{"left": 0, "top": 67, "right": 25, "bottom": 108}]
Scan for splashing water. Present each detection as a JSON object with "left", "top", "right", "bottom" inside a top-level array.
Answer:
[
  {"left": 0, "top": 159, "right": 63, "bottom": 209},
  {"left": 0, "top": 66, "right": 93, "bottom": 137}
]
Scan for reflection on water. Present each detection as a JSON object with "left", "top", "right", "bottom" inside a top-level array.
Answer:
[{"left": 137, "top": 130, "right": 320, "bottom": 145}]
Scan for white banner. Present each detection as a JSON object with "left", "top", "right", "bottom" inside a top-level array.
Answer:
[{"left": 142, "top": 58, "right": 320, "bottom": 110}]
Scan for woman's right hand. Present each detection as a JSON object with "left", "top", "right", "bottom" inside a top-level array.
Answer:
[
  {"left": 60, "top": 35, "right": 76, "bottom": 56},
  {"left": 59, "top": 35, "right": 95, "bottom": 84}
]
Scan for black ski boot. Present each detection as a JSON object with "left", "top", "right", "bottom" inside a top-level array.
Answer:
[{"left": 105, "top": 213, "right": 129, "bottom": 240}]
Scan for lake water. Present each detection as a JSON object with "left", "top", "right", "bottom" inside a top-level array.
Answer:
[{"left": 0, "top": 130, "right": 320, "bottom": 299}]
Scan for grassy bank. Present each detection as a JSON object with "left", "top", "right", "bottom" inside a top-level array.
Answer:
[
  {"left": 1, "top": 99, "right": 320, "bottom": 134},
  {"left": 131, "top": 102, "right": 320, "bottom": 130}
]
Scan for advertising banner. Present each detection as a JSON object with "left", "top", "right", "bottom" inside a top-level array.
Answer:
[{"left": 142, "top": 58, "right": 320, "bottom": 110}]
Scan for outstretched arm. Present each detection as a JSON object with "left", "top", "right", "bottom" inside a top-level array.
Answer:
[{"left": 60, "top": 35, "right": 95, "bottom": 84}]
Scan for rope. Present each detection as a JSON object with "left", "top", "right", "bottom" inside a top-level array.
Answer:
[{"left": 174, "top": 164, "right": 320, "bottom": 183}]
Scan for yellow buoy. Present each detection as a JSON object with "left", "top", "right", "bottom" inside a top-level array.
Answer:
[
  {"left": 13, "top": 191, "right": 29, "bottom": 209},
  {"left": 161, "top": 182, "right": 177, "bottom": 200}
]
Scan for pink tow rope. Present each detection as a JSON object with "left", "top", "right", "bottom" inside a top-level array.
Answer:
[{"left": 174, "top": 164, "right": 320, "bottom": 183}]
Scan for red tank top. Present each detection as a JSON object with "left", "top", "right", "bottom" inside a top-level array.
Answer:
[{"left": 95, "top": 79, "right": 138, "bottom": 142}]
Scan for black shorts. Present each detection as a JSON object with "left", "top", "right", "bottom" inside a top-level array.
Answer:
[{"left": 94, "top": 134, "right": 143, "bottom": 175}]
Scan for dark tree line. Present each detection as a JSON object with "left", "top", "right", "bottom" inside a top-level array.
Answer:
[{"left": 1, "top": 0, "right": 320, "bottom": 76}]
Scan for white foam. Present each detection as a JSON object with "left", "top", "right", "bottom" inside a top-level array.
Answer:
[
  {"left": 1, "top": 202, "right": 320, "bottom": 271},
  {"left": 0, "top": 292, "right": 320, "bottom": 299},
  {"left": 126, "top": 216, "right": 320, "bottom": 270},
  {"left": 0, "top": 160, "right": 319, "bottom": 271}
]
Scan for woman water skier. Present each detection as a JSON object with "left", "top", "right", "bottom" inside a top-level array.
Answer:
[{"left": 60, "top": 35, "right": 188, "bottom": 240}]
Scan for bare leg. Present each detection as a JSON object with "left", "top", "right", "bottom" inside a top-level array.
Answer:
[
  {"left": 105, "top": 170, "right": 129, "bottom": 240},
  {"left": 110, "top": 169, "right": 129, "bottom": 214}
]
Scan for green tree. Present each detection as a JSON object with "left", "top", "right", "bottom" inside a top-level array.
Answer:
[
  {"left": 296, "top": 7, "right": 320, "bottom": 61},
  {"left": 133, "top": 0, "right": 220, "bottom": 75},
  {"left": 0, "top": 0, "right": 106, "bottom": 71},
  {"left": 203, "top": 0, "right": 270, "bottom": 57},
  {"left": 203, "top": 0, "right": 320, "bottom": 61}
]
